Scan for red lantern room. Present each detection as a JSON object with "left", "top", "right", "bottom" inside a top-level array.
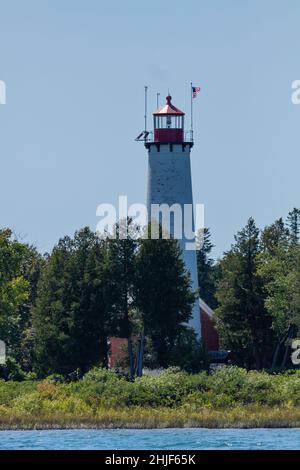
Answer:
[{"left": 153, "top": 95, "right": 184, "bottom": 143}]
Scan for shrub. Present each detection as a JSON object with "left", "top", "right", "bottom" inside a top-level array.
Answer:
[
  {"left": 42, "top": 397, "right": 92, "bottom": 415},
  {"left": 0, "top": 357, "right": 27, "bottom": 381},
  {"left": 0, "top": 380, "right": 36, "bottom": 406},
  {"left": 1, "top": 366, "right": 300, "bottom": 419},
  {"left": 208, "top": 366, "right": 248, "bottom": 398},
  {"left": 12, "top": 393, "right": 44, "bottom": 414},
  {"left": 238, "top": 371, "right": 282, "bottom": 405},
  {"left": 45, "top": 374, "right": 66, "bottom": 384},
  {"left": 281, "top": 373, "right": 300, "bottom": 405}
]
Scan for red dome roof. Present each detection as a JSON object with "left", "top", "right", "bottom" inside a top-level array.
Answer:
[{"left": 153, "top": 95, "right": 185, "bottom": 116}]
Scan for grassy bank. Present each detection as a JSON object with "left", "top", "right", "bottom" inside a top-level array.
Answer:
[
  {"left": 0, "top": 367, "right": 300, "bottom": 429},
  {"left": 0, "top": 406, "right": 300, "bottom": 430}
]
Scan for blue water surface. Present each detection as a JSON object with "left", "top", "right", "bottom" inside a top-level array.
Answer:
[{"left": 0, "top": 428, "right": 299, "bottom": 450}]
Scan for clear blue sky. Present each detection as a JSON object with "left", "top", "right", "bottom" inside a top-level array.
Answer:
[{"left": 0, "top": 0, "right": 299, "bottom": 258}]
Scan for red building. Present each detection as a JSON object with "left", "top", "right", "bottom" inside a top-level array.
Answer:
[
  {"left": 199, "top": 298, "right": 219, "bottom": 351},
  {"left": 107, "top": 336, "right": 129, "bottom": 369},
  {"left": 108, "top": 300, "right": 219, "bottom": 369}
]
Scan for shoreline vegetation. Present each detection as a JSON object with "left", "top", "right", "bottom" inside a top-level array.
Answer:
[
  {"left": 0, "top": 406, "right": 300, "bottom": 430},
  {"left": 1, "top": 367, "right": 300, "bottom": 430}
]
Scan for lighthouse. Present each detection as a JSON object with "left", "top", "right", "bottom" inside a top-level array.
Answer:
[{"left": 144, "top": 94, "right": 201, "bottom": 337}]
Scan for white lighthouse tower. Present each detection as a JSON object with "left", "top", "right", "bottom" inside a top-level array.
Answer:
[{"left": 144, "top": 94, "right": 201, "bottom": 337}]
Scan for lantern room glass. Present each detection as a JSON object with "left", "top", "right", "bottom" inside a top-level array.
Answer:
[{"left": 154, "top": 115, "right": 184, "bottom": 129}]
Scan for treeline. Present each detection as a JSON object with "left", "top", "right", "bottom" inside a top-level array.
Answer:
[
  {"left": 1, "top": 208, "right": 300, "bottom": 380},
  {"left": 198, "top": 208, "right": 300, "bottom": 370},
  {"left": 0, "top": 224, "right": 199, "bottom": 380}
]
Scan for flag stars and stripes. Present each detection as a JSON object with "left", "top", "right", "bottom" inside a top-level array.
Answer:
[{"left": 192, "top": 86, "right": 201, "bottom": 98}]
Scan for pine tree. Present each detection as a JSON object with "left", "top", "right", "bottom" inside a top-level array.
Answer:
[
  {"left": 287, "top": 208, "right": 300, "bottom": 243},
  {"left": 103, "top": 220, "right": 140, "bottom": 378},
  {"left": 32, "top": 228, "right": 107, "bottom": 376},
  {"left": 196, "top": 228, "right": 217, "bottom": 308},
  {"left": 215, "top": 218, "right": 274, "bottom": 369},
  {"left": 67, "top": 228, "right": 108, "bottom": 373},
  {"left": 135, "top": 235, "right": 196, "bottom": 368},
  {"left": 260, "top": 218, "right": 289, "bottom": 255},
  {"left": 18, "top": 245, "right": 44, "bottom": 371},
  {"left": 104, "top": 223, "right": 138, "bottom": 339}
]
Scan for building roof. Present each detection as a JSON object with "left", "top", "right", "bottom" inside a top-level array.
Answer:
[
  {"left": 153, "top": 95, "right": 185, "bottom": 116},
  {"left": 199, "top": 298, "right": 214, "bottom": 318}
]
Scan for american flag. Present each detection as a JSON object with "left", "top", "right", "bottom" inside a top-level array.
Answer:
[{"left": 192, "top": 86, "right": 201, "bottom": 98}]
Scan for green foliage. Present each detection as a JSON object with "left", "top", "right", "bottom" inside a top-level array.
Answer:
[
  {"left": 135, "top": 234, "right": 196, "bottom": 368},
  {"left": 0, "top": 230, "right": 44, "bottom": 378},
  {"left": 0, "top": 357, "right": 28, "bottom": 381},
  {"left": 258, "top": 227, "right": 300, "bottom": 338},
  {"left": 287, "top": 208, "right": 300, "bottom": 244},
  {"left": 0, "top": 229, "right": 30, "bottom": 362},
  {"left": 163, "top": 329, "right": 209, "bottom": 373},
  {"left": 32, "top": 228, "right": 108, "bottom": 376},
  {"left": 44, "top": 373, "right": 66, "bottom": 384},
  {"left": 196, "top": 228, "right": 217, "bottom": 308},
  {"left": 67, "top": 367, "right": 209, "bottom": 408},
  {"left": 3, "top": 207, "right": 300, "bottom": 379},
  {"left": 0, "top": 379, "right": 36, "bottom": 405},
  {"left": 29, "top": 222, "right": 200, "bottom": 377},
  {"left": 215, "top": 218, "right": 275, "bottom": 369},
  {"left": 1, "top": 367, "right": 300, "bottom": 420},
  {"left": 104, "top": 221, "right": 139, "bottom": 338},
  {"left": 65, "top": 366, "right": 300, "bottom": 409}
]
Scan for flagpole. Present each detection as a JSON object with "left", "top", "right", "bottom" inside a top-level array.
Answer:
[
  {"left": 144, "top": 85, "right": 148, "bottom": 134},
  {"left": 190, "top": 82, "right": 193, "bottom": 141}
]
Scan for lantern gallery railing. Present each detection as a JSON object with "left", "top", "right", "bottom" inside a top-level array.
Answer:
[{"left": 135, "top": 130, "right": 194, "bottom": 143}]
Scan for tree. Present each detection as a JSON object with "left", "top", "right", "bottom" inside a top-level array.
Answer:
[
  {"left": 196, "top": 228, "right": 217, "bottom": 308},
  {"left": 260, "top": 218, "right": 289, "bottom": 255},
  {"left": 18, "top": 245, "right": 44, "bottom": 371},
  {"left": 287, "top": 208, "right": 300, "bottom": 244},
  {"left": 0, "top": 229, "right": 29, "bottom": 364},
  {"left": 215, "top": 218, "right": 274, "bottom": 369},
  {"left": 104, "top": 222, "right": 138, "bottom": 338},
  {"left": 258, "top": 219, "right": 300, "bottom": 367},
  {"left": 104, "top": 221, "right": 139, "bottom": 378},
  {"left": 67, "top": 228, "right": 108, "bottom": 373},
  {"left": 135, "top": 233, "right": 196, "bottom": 368},
  {"left": 32, "top": 228, "right": 107, "bottom": 376}
]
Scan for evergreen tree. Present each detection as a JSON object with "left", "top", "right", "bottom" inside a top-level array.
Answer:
[
  {"left": 196, "top": 228, "right": 217, "bottom": 308},
  {"left": 32, "top": 228, "right": 107, "bottom": 376},
  {"left": 135, "top": 234, "right": 196, "bottom": 368},
  {"left": 18, "top": 245, "right": 44, "bottom": 371},
  {"left": 67, "top": 228, "right": 108, "bottom": 373},
  {"left": 287, "top": 208, "right": 300, "bottom": 243},
  {"left": 260, "top": 218, "right": 289, "bottom": 255},
  {"left": 104, "top": 221, "right": 139, "bottom": 378},
  {"left": 104, "top": 222, "right": 138, "bottom": 338},
  {"left": 215, "top": 218, "right": 274, "bottom": 369}
]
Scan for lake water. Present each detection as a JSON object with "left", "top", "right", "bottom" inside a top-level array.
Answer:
[{"left": 0, "top": 428, "right": 299, "bottom": 450}]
